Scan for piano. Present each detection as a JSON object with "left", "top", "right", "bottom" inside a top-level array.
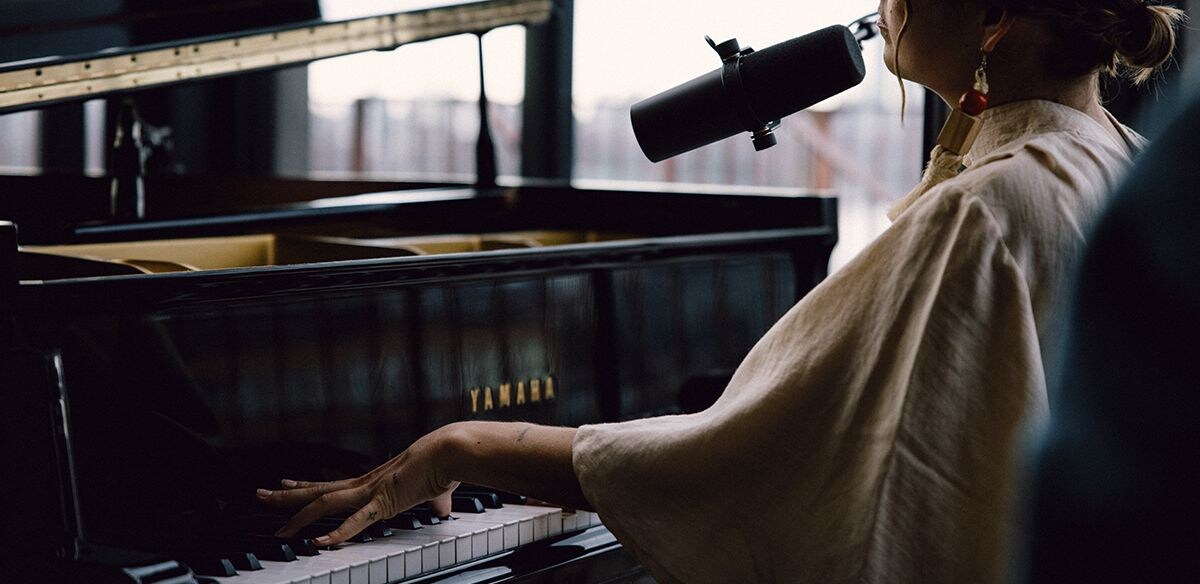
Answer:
[{"left": 0, "top": 1, "right": 837, "bottom": 582}]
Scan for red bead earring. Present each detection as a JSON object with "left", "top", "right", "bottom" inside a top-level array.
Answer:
[
  {"left": 959, "top": 53, "right": 990, "bottom": 116},
  {"left": 936, "top": 51, "right": 990, "bottom": 155}
]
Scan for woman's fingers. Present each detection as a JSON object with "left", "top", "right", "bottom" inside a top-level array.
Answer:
[
  {"left": 274, "top": 487, "right": 369, "bottom": 538},
  {"left": 312, "top": 498, "right": 386, "bottom": 546},
  {"left": 430, "top": 489, "right": 454, "bottom": 518},
  {"left": 257, "top": 479, "right": 355, "bottom": 508},
  {"left": 279, "top": 479, "right": 346, "bottom": 490}
]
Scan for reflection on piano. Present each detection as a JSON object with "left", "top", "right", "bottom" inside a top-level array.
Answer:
[{"left": 0, "top": 1, "right": 837, "bottom": 582}]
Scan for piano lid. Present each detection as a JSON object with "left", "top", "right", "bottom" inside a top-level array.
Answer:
[{"left": 0, "top": 0, "right": 551, "bottom": 115}]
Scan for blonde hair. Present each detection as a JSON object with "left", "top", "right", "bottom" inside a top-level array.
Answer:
[{"left": 894, "top": 0, "right": 914, "bottom": 122}]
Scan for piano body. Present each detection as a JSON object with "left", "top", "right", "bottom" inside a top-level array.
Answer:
[{"left": 0, "top": 1, "right": 837, "bottom": 582}]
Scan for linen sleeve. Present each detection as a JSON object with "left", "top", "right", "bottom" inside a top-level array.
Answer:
[{"left": 572, "top": 189, "right": 1048, "bottom": 584}]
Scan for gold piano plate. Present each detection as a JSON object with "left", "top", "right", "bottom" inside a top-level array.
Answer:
[
  {"left": 334, "top": 230, "right": 631, "bottom": 255},
  {"left": 20, "top": 230, "right": 634, "bottom": 278},
  {"left": 23, "top": 234, "right": 416, "bottom": 276}
]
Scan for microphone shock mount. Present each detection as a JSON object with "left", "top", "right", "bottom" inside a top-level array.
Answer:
[{"left": 705, "top": 35, "right": 780, "bottom": 152}]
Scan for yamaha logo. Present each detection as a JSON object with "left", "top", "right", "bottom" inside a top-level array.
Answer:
[{"left": 469, "top": 376, "right": 557, "bottom": 414}]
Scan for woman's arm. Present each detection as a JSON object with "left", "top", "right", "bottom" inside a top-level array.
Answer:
[
  {"left": 441, "top": 421, "right": 590, "bottom": 511},
  {"left": 255, "top": 421, "right": 586, "bottom": 546}
]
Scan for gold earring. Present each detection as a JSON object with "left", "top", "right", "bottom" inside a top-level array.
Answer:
[{"left": 937, "top": 52, "right": 989, "bottom": 155}]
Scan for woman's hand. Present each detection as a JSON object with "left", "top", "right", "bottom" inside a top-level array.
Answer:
[
  {"left": 255, "top": 421, "right": 589, "bottom": 546},
  {"left": 256, "top": 429, "right": 458, "bottom": 546}
]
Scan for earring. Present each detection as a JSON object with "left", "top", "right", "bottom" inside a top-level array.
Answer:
[{"left": 937, "top": 52, "right": 990, "bottom": 155}]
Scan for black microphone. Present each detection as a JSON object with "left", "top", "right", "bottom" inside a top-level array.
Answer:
[{"left": 631, "top": 24, "right": 867, "bottom": 163}]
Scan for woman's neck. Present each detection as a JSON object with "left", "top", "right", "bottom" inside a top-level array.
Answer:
[{"left": 939, "top": 75, "right": 1121, "bottom": 142}]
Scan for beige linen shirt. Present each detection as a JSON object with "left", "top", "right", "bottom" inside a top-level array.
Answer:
[{"left": 573, "top": 100, "right": 1143, "bottom": 583}]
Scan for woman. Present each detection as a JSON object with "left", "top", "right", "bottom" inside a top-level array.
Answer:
[{"left": 256, "top": 1, "right": 1184, "bottom": 581}]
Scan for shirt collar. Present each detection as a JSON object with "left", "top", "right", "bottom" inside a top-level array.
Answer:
[{"left": 963, "top": 99, "right": 1129, "bottom": 167}]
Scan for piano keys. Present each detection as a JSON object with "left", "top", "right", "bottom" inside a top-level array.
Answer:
[{"left": 195, "top": 501, "right": 607, "bottom": 584}]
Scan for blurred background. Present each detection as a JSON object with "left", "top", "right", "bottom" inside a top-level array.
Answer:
[{"left": 305, "top": 0, "right": 921, "bottom": 268}]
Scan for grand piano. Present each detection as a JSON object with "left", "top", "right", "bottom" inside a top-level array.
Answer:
[{"left": 0, "top": 1, "right": 837, "bottom": 582}]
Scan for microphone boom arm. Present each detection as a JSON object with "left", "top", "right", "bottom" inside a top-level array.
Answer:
[{"left": 849, "top": 12, "right": 881, "bottom": 47}]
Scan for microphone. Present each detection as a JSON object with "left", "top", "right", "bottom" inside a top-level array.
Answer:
[{"left": 631, "top": 24, "right": 867, "bottom": 163}]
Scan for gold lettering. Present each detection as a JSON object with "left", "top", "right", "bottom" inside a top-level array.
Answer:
[
  {"left": 516, "top": 381, "right": 526, "bottom": 405},
  {"left": 530, "top": 378, "right": 541, "bottom": 403},
  {"left": 469, "top": 388, "right": 480, "bottom": 414},
  {"left": 484, "top": 386, "right": 494, "bottom": 411},
  {"left": 545, "top": 376, "right": 556, "bottom": 400},
  {"left": 499, "top": 383, "right": 512, "bottom": 408}
]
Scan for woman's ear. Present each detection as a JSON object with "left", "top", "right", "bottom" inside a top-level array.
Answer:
[{"left": 981, "top": 9, "right": 1016, "bottom": 52}]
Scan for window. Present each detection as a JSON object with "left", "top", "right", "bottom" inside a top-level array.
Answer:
[
  {"left": 309, "top": 1, "right": 927, "bottom": 268},
  {"left": 308, "top": 2, "right": 526, "bottom": 181},
  {"left": 573, "top": 0, "right": 926, "bottom": 268},
  {"left": 0, "top": 110, "right": 41, "bottom": 173}
]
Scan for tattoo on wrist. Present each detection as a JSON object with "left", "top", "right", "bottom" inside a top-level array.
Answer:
[
  {"left": 368, "top": 511, "right": 378, "bottom": 521},
  {"left": 392, "top": 472, "right": 400, "bottom": 485},
  {"left": 516, "top": 426, "right": 531, "bottom": 442}
]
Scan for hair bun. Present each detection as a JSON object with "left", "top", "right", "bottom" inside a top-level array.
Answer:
[{"left": 1112, "top": 3, "right": 1185, "bottom": 81}]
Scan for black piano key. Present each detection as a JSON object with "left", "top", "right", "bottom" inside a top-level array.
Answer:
[
  {"left": 346, "top": 531, "right": 374, "bottom": 544},
  {"left": 366, "top": 521, "right": 393, "bottom": 538},
  {"left": 290, "top": 538, "right": 321, "bottom": 556},
  {"left": 458, "top": 484, "right": 524, "bottom": 504},
  {"left": 102, "top": 535, "right": 249, "bottom": 576},
  {"left": 455, "top": 487, "right": 503, "bottom": 509},
  {"left": 246, "top": 512, "right": 373, "bottom": 545},
  {"left": 386, "top": 513, "right": 424, "bottom": 530},
  {"left": 451, "top": 495, "right": 486, "bottom": 514},
  {"left": 269, "top": 536, "right": 320, "bottom": 556},
  {"left": 406, "top": 506, "right": 443, "bottom": 525},
  {"left": 180, "top": 536, "right": 271, "bottom": 569},
  {"left": 237, "top": 536, "right": 299, "bottom": 561},
  {"left": 193, "top": 550, "right": 261, "bottom": 572},
  {"left": 500, "top": 493, "right": 527, "bottom": 505},
  {"left": 293, "top": 521, "right": 373, "bottom": 544},
  {"left": 227, "top": 551, "right": 262, "bottom": 571},
  {"left": 181, "top": 557, "right": 238, "bottom": 578}
]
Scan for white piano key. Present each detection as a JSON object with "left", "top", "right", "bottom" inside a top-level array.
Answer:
[
  {"left": 480, "top": 508, "right": 554, "bottom": 544},
  {"left": 373, "top": 538, "right": 436, "bottom": 579},
  {"left": 484, "top": 524, "right": 504, "bottom": 554},
  {"left": 504, "top": 520, "right": 521, "bottom": 550},
  {"left": 418, "top": 520, "right": 489, "bottom": 565},
  {"left": 473, "top": 504, "right": 558, "bottom": 547},
  {"left": 210, "top": 555, "right": 346, "bottom": 584},
  {"left": 335, "top": 541, "right": 417, "bottom": 584},
  {"left": 471, "top": 527, "right": 488, "bottom": 558},
  {"left": 313, "top": 545, "right": 382, "bottom": 584},
  {"left": 379, "top": 532, "right": 444, "bottom": 573},
  {"left": 381, "top": 529, "right": 461, "bottom": 571},
  {"left": 560, "top": 510, "right": 579, "bottom": 533},
  {"left": 518, "top": 517, "right": 534, "bottom": 545},
  {"left": 533, "top": 514, "right": 548, "bottom": 540},
  {"left": 447, "top": 516, "right": 507, "bottom": 555},
  {"left": 386, "top": 549, "right": 406, "bottom": 581}
]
